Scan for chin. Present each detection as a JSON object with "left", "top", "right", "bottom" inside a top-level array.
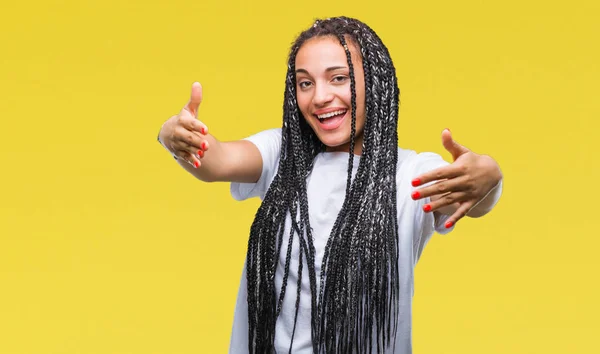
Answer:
[{"left": 316, "top": 133, "right": 351, "bottom": 150}]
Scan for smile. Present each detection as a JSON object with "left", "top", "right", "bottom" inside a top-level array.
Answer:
[
  {"left": 314, "top": 109, "right": 348, "bottom": 130},
  {"left": 316, "top": 109, "right": 347, "bottom": 121}
]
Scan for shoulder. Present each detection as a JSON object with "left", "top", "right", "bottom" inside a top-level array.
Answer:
[
  {"left": 243, "top": 128, "right": 282, "bottom": 148},
  {"left": 394, "top": 148, "right": 454, "bottom": 262},
  {"left": 396, "top": 148, "right": 449, "bottom": 179},
  {"left": 230, "top": 128, "right": 282, "bottom": 201},
  {"left": 242, "top": 128, "right": 282, "bottom": 167},
  {"left": 395, "top": 147, "right": 452, "bottom": 217}
]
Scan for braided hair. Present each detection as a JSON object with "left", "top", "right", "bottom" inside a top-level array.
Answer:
[{"left": 245, "top": 16, "right": 401, "bottom": 353}]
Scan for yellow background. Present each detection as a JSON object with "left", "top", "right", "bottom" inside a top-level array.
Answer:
[{"left": 1, "top": 0, "right": 598, "bottom": 353}]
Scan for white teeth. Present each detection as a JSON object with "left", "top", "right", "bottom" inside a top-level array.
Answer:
[{"left": 317, "top": 110, "right": 347, "bottom": 119}]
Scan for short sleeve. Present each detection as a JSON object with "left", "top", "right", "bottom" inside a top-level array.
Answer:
[
  {"left": 414, "top": 152, "right": 456, "bottom": 234},
  {"left": 230, "top": 128, "right": 282, "bottom": 201},
  {"left": 409, "top": 152, "right": 456, "bottom": 263}
]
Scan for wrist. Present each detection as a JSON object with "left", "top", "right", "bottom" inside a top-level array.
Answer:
[
  {"left": 468, "top": 179, "right": 503, "bottom": 217},
  {"left": 157, "top": 120, "right": 178, "bottom": 160}
]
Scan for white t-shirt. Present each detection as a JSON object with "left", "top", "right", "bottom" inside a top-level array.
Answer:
[{"left": 229, "top": 128, "right": 454, "bottom": 354}]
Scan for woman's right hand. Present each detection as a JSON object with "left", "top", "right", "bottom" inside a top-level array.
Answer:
[{"left": 158, "top": 82, "right": 209, "bottom": 168}]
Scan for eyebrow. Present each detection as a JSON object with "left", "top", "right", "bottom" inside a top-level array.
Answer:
[{"left": 295, "top": 66, "right": 348, "bottom": 75}]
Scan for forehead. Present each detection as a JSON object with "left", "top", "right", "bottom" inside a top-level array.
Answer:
[{"left": 295, "top": 36, "right": 361, "bottom": 69}]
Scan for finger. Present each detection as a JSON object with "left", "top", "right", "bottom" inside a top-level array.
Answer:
[
  {"left": 441, "top": 128, "right": 469, "bottom": 161},
  {"left": 186, "top": 144, "right": 205, "bottom": 160},
  {"left": 411, "top": 163, "right": 464, "bottom": 187},
  {"left": 183, "top": 82, "right": 203, "bottom": 118},
  {"left": 172, "top": 137, "right": 204, "bottom": 161},
  {"left": 174, "top": 149, "right": 202, "bottom": 169},
  {"left": 442, "top": 202, "right": 474, "bottom": 229},
  {"left": 172, "top": 125, "right": 205, "bottom": 150},
  {"left": 411, "top": 175, "right": 470, "bottom": 200},
  {"left": 179, "top": 114, "right": 208, "bottom": 135},
  {"left": 200, "top": 140, "right": 209, "bottom": 151},
  {"left": 421, "top": 191, "right": 469, "bottom": 213}
]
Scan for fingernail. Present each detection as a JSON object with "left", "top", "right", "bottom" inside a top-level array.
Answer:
[
  {"left": 194, "top": 161, "right": 199, "bottom": 168},
  {"left": 201, "top": 141, "right": 207, "bottom": 150},
  {"left": 445, "top": 221, "right": 454, "bottom": 228},
  {"left": 201, "top": 127, "right": 206, "bottom": 135},
  {"left": 199, "top": 150, "right": 204, "bottom": 158},
  {"left": 423, "top": 204, "right": 432, "bottom": 212},
  {"left": 445, "top": 128, "right": 450, "bottom": 132},
  {"left": 411, "top": 191, "right": 420, "bottom": 200},
  {"left": 411, "top": 178, "right": 421, "bottom": 187}
]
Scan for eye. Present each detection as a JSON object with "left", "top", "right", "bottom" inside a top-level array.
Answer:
[
  {"left": 332, "top": 76, "right": 348, "bottom": 83},
  {"left": 298, "top": 81, "right": 312, "bottom": 89}
]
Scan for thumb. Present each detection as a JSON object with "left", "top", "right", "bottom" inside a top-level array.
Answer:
[
  {"left": 441, "top": 128, "right": 469, "bottom": 161},
  {"left": 184, "top": 82, "right": 203, "bottom": 118}
]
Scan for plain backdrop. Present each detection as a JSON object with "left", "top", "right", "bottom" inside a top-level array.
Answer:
[{"left": 1, "top": 0, "right": 598, "bottom": 353}]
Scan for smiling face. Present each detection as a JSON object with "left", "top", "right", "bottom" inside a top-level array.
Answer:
[{"left": 295, "top": 35, "right": 366, "bottom": 154}]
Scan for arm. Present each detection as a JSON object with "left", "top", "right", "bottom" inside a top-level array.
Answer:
[
  {"left": 173, "top": 135, "right": 262, "bottom": 183},
  {"left": 158, "top": 82, "right": 262, "bottom": 184}
]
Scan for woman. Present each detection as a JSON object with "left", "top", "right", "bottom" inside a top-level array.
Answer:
[{"left": 158, "top": 16, "right": 503, "bottom": 354}]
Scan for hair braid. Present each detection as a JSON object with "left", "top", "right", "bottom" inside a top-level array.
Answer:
[{"left": 246, "top": 16, "right": 401, "bottom": 353}]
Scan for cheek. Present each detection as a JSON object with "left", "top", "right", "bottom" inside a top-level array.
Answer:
[
  {"left": 340, "top": 87, "right": 353, "bottom": 104},
  {"left": 354, "top": 87, "right": 366, "bottom": 115},
  {"left": 296, "top": 92, "right": 310, "bottom": 114}
]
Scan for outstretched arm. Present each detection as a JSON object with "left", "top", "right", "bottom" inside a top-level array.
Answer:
[{"left": 158, "top": 82, "right": 263, "bottom": 183}]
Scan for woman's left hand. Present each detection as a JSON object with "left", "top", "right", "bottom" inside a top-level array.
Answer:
[{"left": 411, "top": 129, "right": 503, "bottom": 228}]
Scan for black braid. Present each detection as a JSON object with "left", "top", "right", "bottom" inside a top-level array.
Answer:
[{"left": 246, "top": 16, "right": 401, "bottom": 353}]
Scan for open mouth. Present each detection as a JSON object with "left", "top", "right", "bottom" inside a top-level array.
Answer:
[
  {"left": 316, "top": 109, "right": 347, "bottom": 123},
  {"left": 314, "top": 109, "right": 348, "bottom": 131}
]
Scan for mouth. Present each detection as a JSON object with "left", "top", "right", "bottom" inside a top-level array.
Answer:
[{"left": 314, "top": 109, "right": 348, "bottom": 131}]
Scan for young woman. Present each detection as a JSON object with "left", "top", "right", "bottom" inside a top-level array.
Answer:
[{"left": 158, "top": 16, "right": 503, "bottom": 354}]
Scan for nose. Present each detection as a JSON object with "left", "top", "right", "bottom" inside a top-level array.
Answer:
[{"left": 312, "top": 82, "right": 334, "bottom": 107}]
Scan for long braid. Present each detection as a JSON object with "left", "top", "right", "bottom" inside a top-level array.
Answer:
[
  {"left": 287, "top": 51, "right": 322, "bottom": 351},
  {"left": 246, "top": 16, "right": 401, "bottom": 353}
]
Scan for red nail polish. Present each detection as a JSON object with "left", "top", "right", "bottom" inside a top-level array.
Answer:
[
  {"left": 194, "top": 161, "right": 199, "bottom": 168},
  {"left": 201, "top": 127, "right": 206, "bottom": 135},
  {"left": 445, "top": 221, "right": 454, "bottom": 228},
  {"left": 411, "top": 178, "right": 421, "bottom": 187},
  {"left": 199, "top": 150, "right": 204, "bottom": 158},
  {"left": 201, "top": 141, "right": 207, "bottom": 150},
  {"left": 423, "top": 204, "right": 431, "bottom": 212},
  {"left": 411, "top": 191, "right": 420, "bottom": 200}
]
